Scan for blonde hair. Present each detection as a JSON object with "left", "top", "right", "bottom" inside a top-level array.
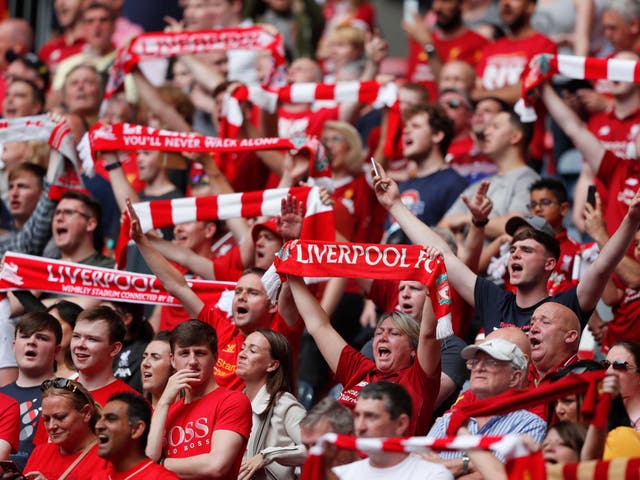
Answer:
[
  {"left": 377, "top": 311, "right": 420, "bottom": 351},
  {"left": 328, "top": 24, "right": 365, "bottom": 51},
  {"left": 323, "top": 121, "right": 364, "bottom": 176}
]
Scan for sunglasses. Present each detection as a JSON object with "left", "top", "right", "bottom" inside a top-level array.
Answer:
[
  {"left": 41, "top": 377, "right": 94, "bottom": 405},
  {"left": 441, "top": 99, "right": 471, "bottom": 110},
  {"left": 601, "top": 360, "right": 639, "bottom": 372}
]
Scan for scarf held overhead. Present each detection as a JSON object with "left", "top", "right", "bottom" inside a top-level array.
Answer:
[
  {"left": 0, "top": 252, "right": 235, "bottom": 311},
  {"left": 273, "top": 240, "right": 453, "bottom": 338},
  {"left": 106, "top": 26, "right": 285, "bottom": 98}
]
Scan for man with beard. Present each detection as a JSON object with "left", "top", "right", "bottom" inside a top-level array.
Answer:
[
  {"left": 403, "top": 0, "right": 489, "bottom": 98},
  {"left": 95, "top": 392, "right": 178, "bottom": 479}
]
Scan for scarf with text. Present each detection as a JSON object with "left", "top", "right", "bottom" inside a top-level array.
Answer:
[
  {"left": 272, "top": 240, "right": 453, "bottom": 338},
  {"left": 446, "top": 370, "right": 609, "bottom": 436},
  {"left": 105, "top": 26, "right": 285, "bottom": 98},
  {"left": 0, "top": 115, "right": 86, "bottom": 199},
  {"left": 0, "top": 252, "right": 235, "bottom": 312},
  {"left": 300, "top": 433, "right": 543, "bottom": 480},
  {"left": 516, "top": 54, "right": 640, "bottom": 121}
]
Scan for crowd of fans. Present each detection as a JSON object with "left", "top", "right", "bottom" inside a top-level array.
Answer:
[{"left": 0, "top": 0, "right": 638, "bottom": 477}]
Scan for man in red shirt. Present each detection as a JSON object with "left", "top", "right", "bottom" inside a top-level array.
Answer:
[
  {"left": 38, "top": 0, "right": 86, "bottom": 73},
  {"left": 71, "top": 306, "right": 138, "bottom": 406},
  {"left": 96, "top": 392, "right": 179, "bottom": 479}
]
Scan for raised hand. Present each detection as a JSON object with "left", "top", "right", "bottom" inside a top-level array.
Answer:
[
  {"left": 371, "top": 160, "right": 401, "bottom": 211},
  {"left": 277, "top": 194, "right": 304, "bottom": 241},
  {"left": 461, "top": 180, "right": 492, "bottom": 223}
]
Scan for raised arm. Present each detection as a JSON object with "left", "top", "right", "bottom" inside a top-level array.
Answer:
[
  {"left": 459, "top": 180, "right": 492, "bottom": 271},
  {"left": 127, "top": 199, "right": 205, "bottom": 317},
  {"left": 577, "top": 189, "right": 640, "bottom": 311},
  {"left": 147, "top": 237, "right": 217, "bottom": 280},
  {"left": 287, "top": 275, "right": 347, "bottom": 373},
  {"left": 416, "top": 260, "right": 441, "bottom": 381},
  {"left": 373, "top": 162, "right": 478, "bottom": 306},
  {"left": 104, "top": 151, "right": 139, "bottom": 212}
]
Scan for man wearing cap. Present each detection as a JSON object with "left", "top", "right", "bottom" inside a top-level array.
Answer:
[
  {"left": 426, "top": 338, "right": 546, "bottom": 476},
  {"left": 373, "top": 162, "right": 640, "bottom": 335}
]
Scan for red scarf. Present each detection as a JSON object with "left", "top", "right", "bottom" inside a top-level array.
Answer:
[
  {"left": 106, "top": 26, "right": 285, "bottom": 98},
  {"left": 0, "top": 252, "right": 235, "bottom": 310},
  {"left": 273, "top": 240, "right": 453, "bottom": 338}
]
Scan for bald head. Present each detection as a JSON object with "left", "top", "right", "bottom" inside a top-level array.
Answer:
[
  {"left": 529, "top": 302, "right": 581, "bottom": 378},
  {"left": 0, "top": 18, "right": 33, "bottom": 71},
  {"left": 439, "top": 60, "right": 476, "bottom": 94}
]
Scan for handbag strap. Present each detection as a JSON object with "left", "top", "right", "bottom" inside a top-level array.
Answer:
[
  {"left": 254, "top": 398, "right": 276, "bottom": 455},
  {"left": 58, "top": 439, "right": 98, "bottom": 480}
]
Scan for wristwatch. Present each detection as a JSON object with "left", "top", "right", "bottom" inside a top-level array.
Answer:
[
  {"left": 461, "top": 452, "right": 470, "bottom": 475},
  {"left": 423, "top": 42, "right": 436, "bottom": 57}
]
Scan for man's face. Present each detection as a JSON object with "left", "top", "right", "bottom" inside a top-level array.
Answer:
[
  {"left": 354, "top": 398, "right": 406, "bottom": 438},
  {"left": 432, "top": 0, "right": 462, "bottom": 31},
  {"left": 508, "top": 237, "right": 554, "bottom": 289},
  {"left": 301, "top": 418, "right": 333, "bottom": 450},
  {"left": 528, "top": 303, "right": 576, "bottom": 368},
  {"left": 232, "top": 273, "right": 273, "bottom": 330},
  {"left": 53, "top": 198, "right": 96, "bottom": 253},
  {"left": 71, "top": 319, "right": 118, "bottom": 375},
  {"left": 96, "top": 400, "right": 135, "bottom": 460},
  {"left": 607, "top": 52, "right": 640, "bottom": 98},
  {"left": 398, "top": 88, "right": 426, "bottom": 121},
  {"left": 2, "top": 81, "right": 41, "bottom": 118},
  {"left": 54, "top": 0, "right": 83, "bottom": 29},
  {"left": 171, "top": 343, "right": 217, "bottom": 386},
  {"left": 396, "top": 281, "right": 427, "bottom": 319},
  {"left": 8, "top": 171, "right": 42, "bottom": 223},
  {"left": 529, "top": 188, "right": 565, "bottom": 230},
  {"left": 14, "top": 328, "right": 59, "bottom": 376},
  {"left": 286, "top": 58, "right": 321, "bottom": 84},
  {"left": 82, "top": 8, "right": 114, "bottom": 52},
  {"left": 482, "top": 112, "right": 517, "bottom": 157},
  {"left": 471, "top": 98, "right": 502, "bottom": 139},
  {"left": 468, "top": 351, "right": 519, "bottom": 398},
  {"left": 603, "top": 11, "right": 637, "bottom": 51},
  {"left": 253, "top": 229, "right": 282, "bottom": 269},
  {"left": 402, "top": 112, "right": 436, "bottom": 160},
  {"left": 499, "top": 0, "right": 533, "bottom": 30},
  {"left": 439, "top": 62, "right": 474, "bottom": 93},
  {"left": 63, "top": 67, "right": 102, "bottom": 117},
  {"left": 174, "top": 221, "right": 214, "bottom": 253},
  {"left": 439, "top": 91, "right": 472, "bottom": 135},
  {"left": 4, "top": 61, "right": 43, "bottom": 89},
  {"left": 136, "top": 150, "right": 162, "bottom": 184}
]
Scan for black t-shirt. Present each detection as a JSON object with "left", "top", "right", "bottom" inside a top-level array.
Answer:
[
  {"left": 474, "top": 276, "right": 592, "bottom": 334},
  {"left": 113, "top": 339, "right": 148, "bottom": 393},
  {"left": 0, "top": 383, "right": 41, "bottom": 469}
]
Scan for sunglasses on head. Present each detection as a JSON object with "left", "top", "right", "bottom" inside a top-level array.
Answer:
[
  {"left": 441, "top": 98, "right": 470, "bottom": 110},
  {"left": 41, "top": 377, "right": 94, "bottom": 405},
  {"left": 601, "top": 360, "right": 639, "bottom": 372}
]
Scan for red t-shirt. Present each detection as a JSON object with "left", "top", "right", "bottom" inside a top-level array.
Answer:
[
  {"left": 603, "top": 275, "right": 640, "bottom": 349},
  {"left": 407, "top": 28, "right": 489, "bottom": 99},
  {"left": 0, "top": 392, "right": 18, "bottom": 453},
  {"left": 597, "top": 150, "right": 640, "bottom": 237},
  {"left": 25, "top": 442, "right": 111, "bottom": 480},
  {"left": 163, "top": 387, "right": 251, "bottom": 480},
  {"left": 335, "top": 345, "right": 439, "bottom": 435},
  {"left": 95, "top": 152, "right": 145, "bottom": 192},
  {"left": 38, "top": 35, "right": 86, "bottom": 72},
  {"left": 93, "top": 459, "right": 179, "bottom": 479},
  {"left": 547, "top": 230, "right": 582, "bottom": 296},
  {"left": 198, "top": 305, "right": 303, "bottom": 390},
  {"left": 277, "top": 106, "right": 339, "bottom": 139},
  {"left": 212, "top": 245, "right": 244, "bottom": 282},
  {"left": 214, "top": 151, "right": 270, "bottom": 193},
  {"left": 90, "top": 379, "right": 139, "bottom": 407}
]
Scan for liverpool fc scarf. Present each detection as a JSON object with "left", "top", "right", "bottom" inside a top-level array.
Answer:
[
  {"left": 300, "top": 433, "right": 542, "bottom": 480},
  {"left": 106, "top": 26, "right": 285, "bottom": 98},
  {"left": 0, "top": 252, "right": 235, "bottom": 312},
  {"left": 516, "top": 53, "right": 640, "bottom": 121},
  {"left": 272, "top": 240, "right": 453, "bottom": 338}
]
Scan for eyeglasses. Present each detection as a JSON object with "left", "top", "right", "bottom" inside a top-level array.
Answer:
[
  {"left": 53, "top": 208, "right": 92, "bottom": 220},
  {"left": 527, "top": 199, "right": 559, "bottom": 210},
  {"left": 321, "top": 135, "right": 346, "bottom": 144},
  {"left": 440, "top": 99, "right": 471, "bottom": 110},
  {"left": 41, "top": 377, "right": 94, "bottom": 405},
  {"left": 601, "top": 360, "right": 639, "bottom": 372},
  {"left": 466, "top": 357, "right": 510, "bottom": 370}
]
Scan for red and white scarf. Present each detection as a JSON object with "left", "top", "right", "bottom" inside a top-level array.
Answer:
[
  {"left": 516, "top": 53, "right": 640, "bottom": 121},
  {"left": 300, "top": 433, "right": 542, "bottom": 480},
  {"left": 0, "top": 115, "right": 86, "bottom": 198},
  {"left": 105, "top": 26, "right": 285, "bottom": 98},
  {"left": 271, "top": 240, "right": 453, "bottom": 338},
  {"left": 0, "top": 252, "right": 235, "bottom": 312}
]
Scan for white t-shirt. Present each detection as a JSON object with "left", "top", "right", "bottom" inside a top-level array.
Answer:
[{"left": 332, "top": 455, "right": 453, "bottom": 480}]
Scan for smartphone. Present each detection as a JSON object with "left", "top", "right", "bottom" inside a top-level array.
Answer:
[
  {"left": 403, "top": 0, "right": 419, "bottom": 24},
  {"left": 0, "top": 460, "right": 23, "bottom": 475},
  {"left": 370, "top": 157, "right": 380, "bottom": 178},
  {"left": 587, "top": 185, "right": 597, "bottom": 207}
]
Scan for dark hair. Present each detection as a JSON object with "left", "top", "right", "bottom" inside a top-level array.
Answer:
[
  {"left": 8, "top": 162, "right": 46, "bottom": 187},
  {"left": 475, "top": 96, "right": 510, "bottom": 113},
  {"left": 512, "top": 229, "right": 560, "bottom": 261},
  {"left": 106, "top": 392, "right": 152, "bottom": 450},
  {"left": 255, "top": 329, "right": 295, "bottom": 404},
  {"left": 613, "top": 340, "right": 640, "bottom": 367},
  {"left": 47, "top": 300, "right": 83, "bottom": 371},
  {"left": 77, "top": 306, "right": 126, "bottom": 344},
  {"left": 83, "top": 2, "right": 116, "bottom": 21},
  {"left": 399, "top": 82, "right": 430, "bottom": 104},
  {"left": 505, "top": 111, "right": 533, "bottom": 151},
  {"left": 300, "top": 397, "right": 354, "bottom": 433},
  {"left": 404, "top": 104, "right": 454, "bottom": 156},
  {"left": 8, "top": 78, "right": 45, "bottom": 111},
  {"left": 359, "top": 381, "right": 413, "bottom": 421},
  {"left": 106, "top": 301, "right": 153, "bottom": 343},
  {"left": 547, "top": 421, "right": 586, "bottom": 454},
  {"left": 16, "top": 311, "right": 63, "bottom": 345},
  {"left": 529, "top": 177, "right": 569, "bottom": 204},
  {"left": 59, "top": 190, "right": 104, "bottom": 252},
  {"left": 170, "top": 320, "right": 218, "bottom": 356}
]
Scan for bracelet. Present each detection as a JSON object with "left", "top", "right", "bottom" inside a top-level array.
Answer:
[
  {"left": 472, "top": 218, "right": 489, "bottom": 227},
  {"left": 105, "top": 161, "right": 122, "bottom": 171},
  {"left": 423, "top": 42, "right": 436, "bottom": 57},
  {"left": 461, "top": 453, "right": 470, "bottom": 475}
]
